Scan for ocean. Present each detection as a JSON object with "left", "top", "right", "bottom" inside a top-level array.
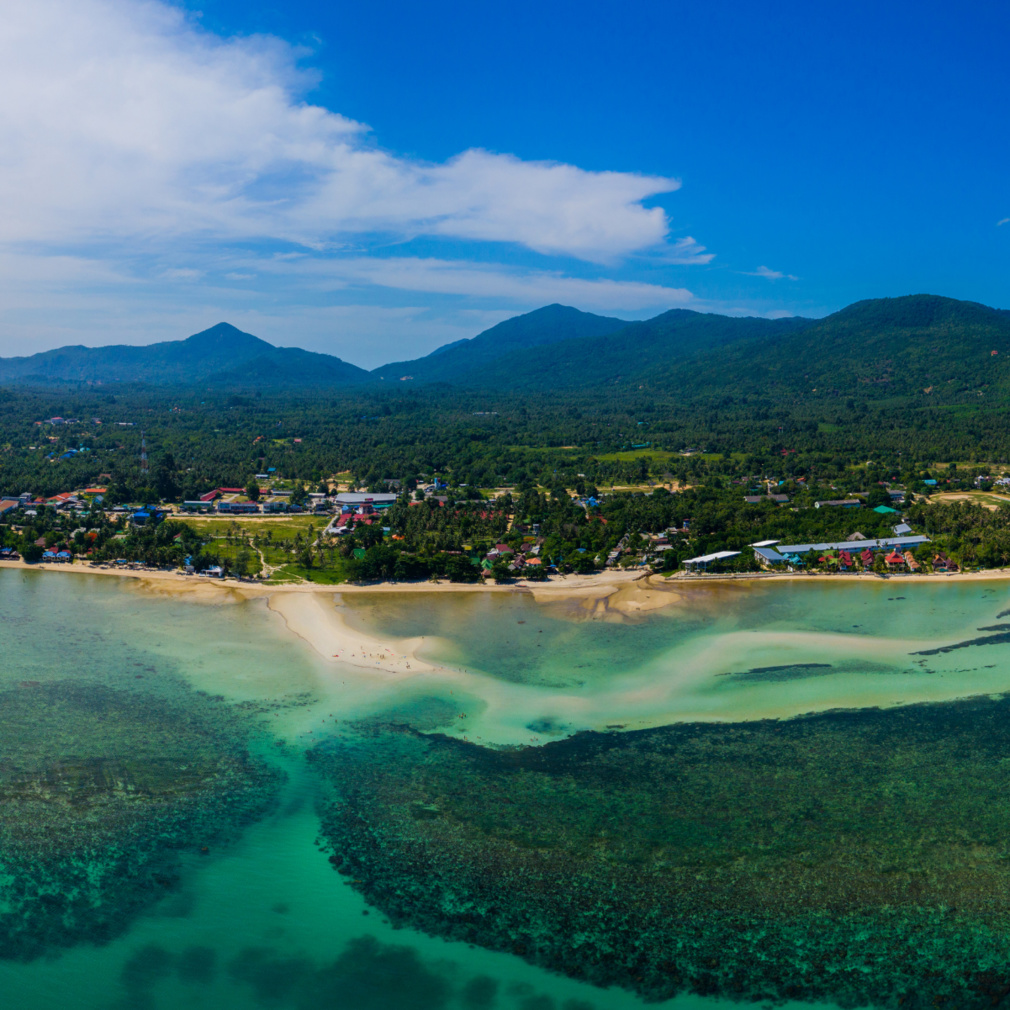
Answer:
[{"left": 4, "top": 568, "right": 1010, "bottom": 1008}]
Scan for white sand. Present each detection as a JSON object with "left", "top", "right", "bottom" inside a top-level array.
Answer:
[{"left": 267, "top": 591, "right": 438, "bottom": 677}]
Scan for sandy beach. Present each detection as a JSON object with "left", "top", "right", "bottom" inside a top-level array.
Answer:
[{"left": 266, "top": 591, "right": 439, "bottom": 677}]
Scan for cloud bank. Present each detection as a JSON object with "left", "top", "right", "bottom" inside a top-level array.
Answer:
[{"left": 0, "top": 0, "right": 707, "bottom": 355}]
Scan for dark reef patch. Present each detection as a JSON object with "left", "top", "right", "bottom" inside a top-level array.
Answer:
[
  {"left": 717, "top": 662, "right": 833, "bottom": 681},
  {"left": 312, "top": 696, "right": 1010, "bottom": 1008},
  {"left": 911, "top": 630, "right": 1010, "bottom": 655},
  {"left": 0, "top": 680, "right": 281, "bottom": 960}
]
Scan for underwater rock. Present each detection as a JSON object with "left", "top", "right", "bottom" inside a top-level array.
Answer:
[{"left": 311, "top": 696, "right": 1010, "bottom": 1007}]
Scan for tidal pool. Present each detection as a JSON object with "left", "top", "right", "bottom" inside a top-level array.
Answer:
[{"left": 6, "top": 569, "right": 1010, "bottom": 1008}]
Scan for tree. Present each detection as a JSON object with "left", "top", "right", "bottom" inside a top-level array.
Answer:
[
  {"left": 21, "top": 542, "right": 43, "bottom": 563},
  {"left": 245, "top": 480, "right": 261, "bottom": 502}
]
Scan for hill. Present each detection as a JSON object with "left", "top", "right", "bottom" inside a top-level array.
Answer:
[
  {"left": 451, "top": 309, "right": 813, "bottom": 389},
  {"left": 0, "top": 323, "right": 369, "bottom": 388},
  {"left": 646, "top": 294, "right": 1010, "bottom": 403},
  {"left": 370, "top": 304, "right": 625, "bottom": 384}
]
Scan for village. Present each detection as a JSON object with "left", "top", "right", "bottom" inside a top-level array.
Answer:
[{"left": 0, "top": 467, "right": 1000, "bottom": 583}]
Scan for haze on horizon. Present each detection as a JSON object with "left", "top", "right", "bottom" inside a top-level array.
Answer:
[{"left": 0, "top": 0, "right": 1007, "bottom": 368}]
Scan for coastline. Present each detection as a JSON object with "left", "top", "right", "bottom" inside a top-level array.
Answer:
[{"left": 5, "top": 556, "right": 1010, "bottom": 592}]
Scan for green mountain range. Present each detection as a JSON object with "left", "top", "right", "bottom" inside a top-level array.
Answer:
[{"left": 2, "top": 296, "right": 1010, "bottom": 406}]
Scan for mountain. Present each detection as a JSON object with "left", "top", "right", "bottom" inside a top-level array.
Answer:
[
  {"left": 4, "top": 295, "right": 1007, "bottom": 399},
  {"left": 448, "top": 309, "right": 814, "bottom": 390},
  {"left": 646, "top": 294, "right": 1010, "bottom": 403},
  {"left": 0, "top": 323, "right": 369, "bottom": 388},
  {"left": 369, "top": 304, "right": 626, "bottom": 384}
]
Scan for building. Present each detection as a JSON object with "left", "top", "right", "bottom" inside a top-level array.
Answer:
[
  {"left": 753, "top": 546, "right": 788, "bottom": 565},
  {"left": 682, "top": 550, "right": 741, "bottom": 570},
  {"left": 776, "top": 535, "right": 929, "bottom": 554},
  {"left": 814, "top": 499, "right": 862, "bottom": 508},
  {"left": 333, "top": 492, "right": 397, "bottom": 507},
  {"left": 217, "top": 501, "right": 260, "bottom": 514}
]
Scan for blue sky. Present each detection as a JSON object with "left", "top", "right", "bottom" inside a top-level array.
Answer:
[{"left": 0, "top": 0, "right": 1007, "bottom": 365}]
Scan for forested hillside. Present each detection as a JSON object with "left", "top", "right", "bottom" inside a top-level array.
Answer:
[
  {"left": 370, "top": 303, "right": 625, "bottom": 383},
  {"left": 0, "top": 323, "right": 369, "bottom": 387},
  {"left": 455, "top": 309, "right": 813, "bottom": 389}
]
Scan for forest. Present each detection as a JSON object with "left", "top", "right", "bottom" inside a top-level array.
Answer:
[{"left": 6, "top": 293, "right": 1010, "bottom": 579}]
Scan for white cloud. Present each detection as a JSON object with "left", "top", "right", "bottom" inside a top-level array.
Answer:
[
  {"left": 0, "top": 0, "right": 682, "bottom": 263},
  {"left": 744, "top": 265, "right": 798, "bottom": 281},
  {"left": 999, "top": 218, "right": 1010, "bottom": 227},
  {"left": 253, "top": 255, "right": 693, "bottom": 311},
  {"left": 0, "top": 0, "right": 722, "bottom": 358}
]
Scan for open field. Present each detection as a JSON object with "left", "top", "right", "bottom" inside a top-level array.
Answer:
[
  {"left": 929, "top": 490, "right": 1010, "bottom": 510},
  {"left": 174, "top": 513, "right": 350, "bottom": 583}
]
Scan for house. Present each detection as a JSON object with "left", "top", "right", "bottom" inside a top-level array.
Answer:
[
  {"left": 0, "top": 498, "right": 20, "bottom": 516},
  {"left": 903, "top": 551, "right": 920, "bottom": 571},
  {"left": 893, "top": 523, "right": 913, "bottom": 536},
  {"left": 933, "top": 553, "right": 958, "bottom": 572},
  {"left": 814, "top": 499, "right": 862, "bottom": 508},
  {"left": 860, "top": 548, "right": 874, "bottom": 567},
  {"left": 888, "top": 489, "right": 906, "bottom": 503},
  {"left": 743, "top": 494, "right": 790, "bottom": 504},
  {"left": 838, "top": 549, "right": 853, "bottom": 569},
  {"left": 873, "top": 505, "right": 899, "bottom": 515},
  {"left": 845, "top": 532, "right": 868, "bottom": 541},
  {"left": 885, "top": 551, "right": 905, "bottom": 569}
]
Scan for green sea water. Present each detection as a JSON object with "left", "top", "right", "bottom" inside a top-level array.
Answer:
[{"left": 5, "top": 569, "right": 1010, "bottom": 1008}]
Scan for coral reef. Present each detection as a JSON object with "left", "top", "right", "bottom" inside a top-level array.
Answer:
[
  {"left": 313, "top": 697, "right": 1010, "bottom": 1007},
  {"left": 0, "top": 680, "right": 280, "bottom": 959}
]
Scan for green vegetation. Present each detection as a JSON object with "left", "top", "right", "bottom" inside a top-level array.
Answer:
[{"left": 8, "top": 296, "right": 1010, "bottom": 578}]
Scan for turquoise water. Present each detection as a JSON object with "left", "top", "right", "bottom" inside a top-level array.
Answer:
[{"left": 5, "top": 569, "right": 1010, "bottom": 1008}]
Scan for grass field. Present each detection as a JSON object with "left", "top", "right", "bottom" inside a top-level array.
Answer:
[{"left": 175, "top": 514, "right": 350, "bottom": 582}]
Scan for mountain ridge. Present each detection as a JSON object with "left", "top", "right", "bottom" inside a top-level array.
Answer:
[
  {"left": 0, "top": 322, "right": 369, "bottom": 388},
  {"left": 1, "top": 295, "right": 1007, "bottom": 398}
]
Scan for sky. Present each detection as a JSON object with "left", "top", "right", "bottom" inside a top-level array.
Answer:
[{"left": 1, "top": 0, "right": 1008, "bottom": 366}]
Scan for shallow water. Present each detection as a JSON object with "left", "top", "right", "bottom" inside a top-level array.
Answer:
[{"left": 5, "top": 569, "right": 1010, "bottom": 1008}]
